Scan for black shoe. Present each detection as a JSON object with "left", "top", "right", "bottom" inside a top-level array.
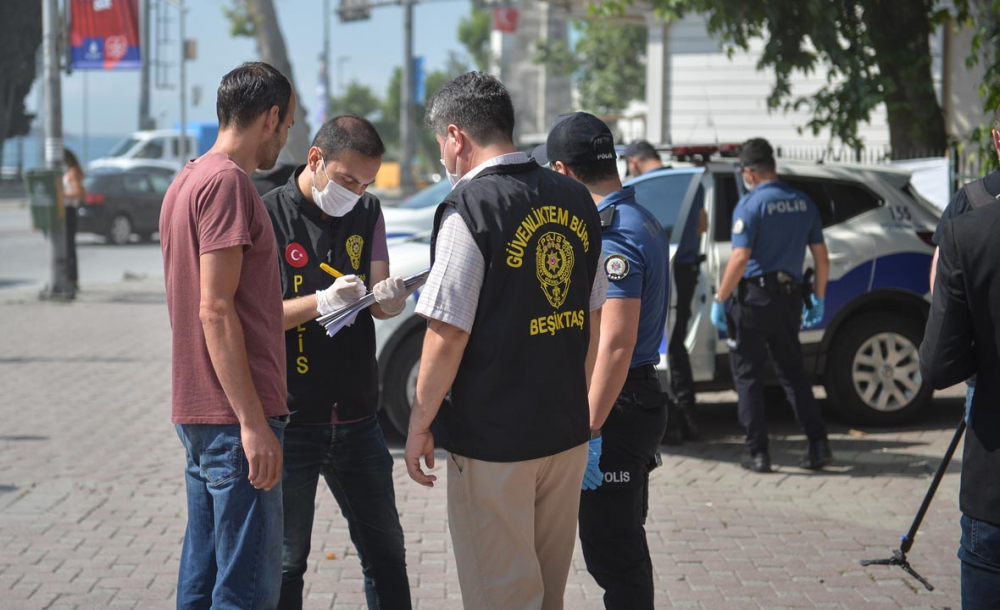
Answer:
[
  {"left": 679, "top": 407, "right": 699, "bottom": 441},
  {"left": 663, "top": 426, "right": 684, "bottom": 446},
  {"left": 799, "top": 439, "right": 833, "bottom": 470},
  {"left": 740, "top": 449, "right": 772, "bottom": 473}
]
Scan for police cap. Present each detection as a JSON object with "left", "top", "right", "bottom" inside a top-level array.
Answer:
[{"left": 534, "top": 112, "right": 616, "bottom": 167}]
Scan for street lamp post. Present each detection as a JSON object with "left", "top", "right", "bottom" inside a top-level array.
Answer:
[
  {"left": 163, "top": 0, "right": 188, "bottom": 157},
  {"left": 399, "top": 0, "right": 415, "bottom": 196}
]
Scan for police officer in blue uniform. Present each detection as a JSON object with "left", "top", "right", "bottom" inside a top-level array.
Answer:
[
  {"left": 710, "top": 138, "right": 832, "bottom": 473},
  {"left": 538, "top": 112, "right": 670, "bottom": 609}
]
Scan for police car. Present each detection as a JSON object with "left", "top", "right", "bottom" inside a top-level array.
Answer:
[{"left": 372, "top": 160, "right": 940, "bottom": 435}]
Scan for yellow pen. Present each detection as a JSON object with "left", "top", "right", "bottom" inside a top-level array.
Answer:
[{"left": 320, "top": 263, "right": 343, "bottom": 278}]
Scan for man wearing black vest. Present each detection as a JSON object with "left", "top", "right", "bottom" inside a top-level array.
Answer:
[
  {"left": 262, "top": 116, "right": 414, "bottom": 610},
  {"left": 404, "top": 73, "right": 607, "bottom": 610},
  {"left": 923, "top": 106, "right": 1000, "bottom": 607},
  {"left": 538, "top": 114, "right": 671, "bottom": 609}
]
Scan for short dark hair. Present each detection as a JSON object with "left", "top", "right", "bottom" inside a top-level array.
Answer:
[
  {"left": 624, "top": 140, "right": 659, "bottom": 161},
  {"left": 424, "top": 72, "right": 514, "bottom": 146},
  {"left": 216, "top": 62, "right": 293, "bottom": 130},
  {"left": 312, "top": 115, "right": 385, "bottom": 160},
  {"left": 739, "top": 138, "right": 776, "bottom": 173},
  {"left": 564, "top": 159, "right": 619, "bottom": 185}
]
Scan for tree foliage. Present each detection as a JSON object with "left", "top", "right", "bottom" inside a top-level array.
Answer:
[
  {"left": 331, "top": 82, "right": 382, "bottom": 120},
  {"left": 535, "top": 20, "right": 646, "bottom": 116},
  {"left": 0, "top": 2, "right": 41, "bottom": 171},
  {"left": 458, "top": 10, "right": 492, "bottom": 72},
  {"left": 960, "top": 0, "right": 1000, "bottom": 173}
]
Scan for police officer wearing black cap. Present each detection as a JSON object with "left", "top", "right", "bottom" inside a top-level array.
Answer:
[
  {"left": 624, "top": 139, "right": 707, "bottom": 445},
  {"left": 710, "top": 138, "right": 832, "bottom": 474},
  {"left": 537, "top": 113, "right": 670, "bottom": 609}
]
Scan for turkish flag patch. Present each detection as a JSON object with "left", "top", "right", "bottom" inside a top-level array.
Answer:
[{"left": 285, "top": 243, "right": 308, "bottom": 268}]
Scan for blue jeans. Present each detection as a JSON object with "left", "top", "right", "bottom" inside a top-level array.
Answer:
[
  {"left": 278, "top": 417, "right": 411, "bottom": 610},
  {"left": 175, "top": 418, "right": 287, "bottom": 610},
  {"left": 960, "top": 513, "right": 1000, "bottom": 609},
  {"left": 967, "top": 381, "right": 975, "bottom": 423}
]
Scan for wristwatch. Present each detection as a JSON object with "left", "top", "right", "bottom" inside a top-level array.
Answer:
[{"left": 590, "top": 428, "right": 602, "bottom": 440}]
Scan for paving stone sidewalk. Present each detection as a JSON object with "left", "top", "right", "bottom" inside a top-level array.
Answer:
[{"left": 0, "top": 281, "right": 966, "bottom": 609}]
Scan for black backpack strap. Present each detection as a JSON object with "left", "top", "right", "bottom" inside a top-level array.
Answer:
[{"left": 965, "top": 177, "right": 1000, "bottom": 210}]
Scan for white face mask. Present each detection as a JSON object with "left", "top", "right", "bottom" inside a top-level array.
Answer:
[
  {"left": 440, "top": 158, "right": 460, "bottom": 188},
  {"left": 743, "top": 177, "right": 754, "bottom": 192},
  {"left": 312, "top": 158, "right": 362, "bottom": 217}
]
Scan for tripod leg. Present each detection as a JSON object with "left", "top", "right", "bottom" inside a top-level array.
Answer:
[{"left": 900, "top": 417, "right": 966, "bottom": 554}]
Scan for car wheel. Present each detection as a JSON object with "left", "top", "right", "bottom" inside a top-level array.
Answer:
[
  {"left": 107, "top": 214, "right": 133, "bottom": 245},
  {"left": 824, "top": 313, "right": 931, "bottom": 425},
  {"left": 382, "top": 328, "right": 425, "bottom": 437}
]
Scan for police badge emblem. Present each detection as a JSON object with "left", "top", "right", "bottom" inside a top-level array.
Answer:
[
  {"left": 605, "top": 254, "right": 629, "bottom": 281},
  {"left": 346, "top": 235, "right": 364, "bottom": 270},
  {"left": 536, "top": 232, "right": 575, "bottom": 309},
  {"left": 733, "top": 218, "right": 745, "bottom": 235}
]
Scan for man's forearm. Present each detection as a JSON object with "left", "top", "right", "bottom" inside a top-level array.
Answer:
[
  {"left": 408, "top": 320, "right": 469, "bottom": 433},
  {"left": 585, "top": 309, "right": 602, "bottom": 388},
  {"left": 717, "top": 249, "right": 750, "bottom": 301},
  {"left": 588, "top": 339, "right": 633, "bottom": 431},
  {"left": 201, "top": 303, "right": 267, "bottom": 427},
  {"left": 283, "top": 295, "right": 320, "bottom": 331}
]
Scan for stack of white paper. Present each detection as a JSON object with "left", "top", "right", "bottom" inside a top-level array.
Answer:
[{"left": 317, "top": 269, "right": 430, "bottom": 338}]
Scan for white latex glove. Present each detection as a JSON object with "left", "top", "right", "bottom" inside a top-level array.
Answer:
[
  {"left": 373, "top": 276, "right": 407, "bottom": 316},
  {"left": 316, "top": 274, "right": 366, "bottom": 318}
]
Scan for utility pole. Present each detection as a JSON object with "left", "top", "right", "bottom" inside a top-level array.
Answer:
[
  {"left": 323, "top": 0, "right": 332, "bottom": 119},
  {"left": 42, "top": 0, "right": 73, "bottom": 300},
  {"left": 399, "top": 0, "right": 415, "bottom": 196},
  {"left": 139, "top": 0, "right": 154, "bottom": 130},
  {"left": 163, "top": 0, "right": 188, "bottom": 156}
]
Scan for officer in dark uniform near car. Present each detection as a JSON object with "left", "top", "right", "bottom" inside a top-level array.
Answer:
[
  {"left": 710, "top": 138, "right": 832, "bottom": 473},
  {"left": 538, "top": 113, "right": 670, "bottom": 609},
  {"left": 262, "top": 115, "right": 416, "bottom": 609},
  {"left": 623, "top": 139, "right": 707, "bottom": 444}
]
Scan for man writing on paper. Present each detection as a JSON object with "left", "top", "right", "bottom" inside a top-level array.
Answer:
[{"left": 262, "top": 115, "right": 415, "bottom": 609}]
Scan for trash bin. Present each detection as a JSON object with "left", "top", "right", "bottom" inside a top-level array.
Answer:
[{"left": 23, "top": 169, "right": 64, "bottom": 233}]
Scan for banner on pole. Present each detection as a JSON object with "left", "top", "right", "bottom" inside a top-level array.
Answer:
[{"left": 70, "top": 0, "right": 141, "bottom": 70}]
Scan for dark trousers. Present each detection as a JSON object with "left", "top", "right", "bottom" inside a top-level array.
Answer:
[
  {"left": 726, "top": 285, "right": 826, "bottom": 453},
  {"left": 279, "top": 417, "right": 411, "bottom": 610},
  {"left": 65, "top": 206, "right": 78, "bottom": 285},
  {"left": 960, "top": 513, "right": 1000, "bottom": 609},
  {"left": 669, "top": 262, "right": 699, "bottom": 409},
  {"left": 579, "top": 373, "right": 667, "bottom": 610}
]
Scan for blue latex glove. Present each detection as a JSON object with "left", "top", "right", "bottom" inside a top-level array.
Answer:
[
  {"left": 802, "top": 295, "right": 825, "bottom": 329},
  {"left": 582, "top": 436, "right": 604, "bottom": 491},
  {"left": 710, "top": 300, "right": 727, "bottom": 332}
]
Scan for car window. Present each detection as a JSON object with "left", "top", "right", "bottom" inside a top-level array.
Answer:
[
  {"left": 135, "top": 138, "right": 165, "bottom": 159},
  {"left": 628, "top": 172, "right": 696, "bottom": 238},
  {"left": 108, "top": 137, "right": 140, "bottom": 158},
  {"left": 782, "top": 179, "right": 835, "bottom": 228},
  {"left": 123, "top": 174, "right": 152, "bottom": 194},
  {"left": 148, "top": 173, "right": 172, "bottom": 196},
  {"left": 400, "top": 180, "right": 451, "bottom": 209},
  {"left": 84, "top": 174, "right": 124, "bottom": 194},
  {"left": 824, "top": 182, "right": 883, "bottom": 222}
]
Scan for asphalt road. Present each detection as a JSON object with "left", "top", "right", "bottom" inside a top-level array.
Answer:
[{"left": 0, "top": 201, "right": 164, "bottom": 293}]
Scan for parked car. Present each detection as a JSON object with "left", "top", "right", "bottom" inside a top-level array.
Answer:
[
  {"left": 372, "top": 160, "right": 940, "bottom": 435},
  {"left": 380, "top": 179, "right": 450, "bottom": 240},
  {"left": 76, "top": 166, "right": 175, "bottom": 245}
]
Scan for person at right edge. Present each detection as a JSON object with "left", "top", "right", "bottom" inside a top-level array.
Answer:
[
  {"left": 623, "top": 139, "right": 706, "bottom": 444},
  {"left": 404, "top": 72, "right": 606, "bottom": 610},
  {"left": 709, "top": 138, "right": 832, "bottom": 473},
  {"left": 538, "top": 114, "right": 669, "bottom": 609},
  {"left": 928, "top": 107, "right": 1000, "bottom": 429},
  {"left": 922, "top": 105, "right": 1000, "bottom": 609}
]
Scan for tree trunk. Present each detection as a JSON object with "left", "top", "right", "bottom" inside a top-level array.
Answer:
[
  {"left": 245, "top": 0, "right": 310, "bottom": 164},
  {"left": 862, "top": 0, "right": 947, "bottom": 158}
]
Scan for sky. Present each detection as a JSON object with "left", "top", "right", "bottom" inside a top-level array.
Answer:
[{"left": 34, "top": 0, "right": 474, "bottom": 139}]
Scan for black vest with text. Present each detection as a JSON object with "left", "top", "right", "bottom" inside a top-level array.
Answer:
[
  {"left": 263, "top": 168, "right": 380, "bottom": 424},
  {"left": 429, "top": 161, "right": 602, "bottom": 462}
]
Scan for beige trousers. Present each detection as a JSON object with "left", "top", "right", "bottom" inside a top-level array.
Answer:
[{"left": 446, "top": 442, "right": 589, "bottom": 610}]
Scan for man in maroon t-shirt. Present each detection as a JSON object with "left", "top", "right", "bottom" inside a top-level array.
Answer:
[{"left": 159, "top": 62, "right": 296, "bottom": 610}]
